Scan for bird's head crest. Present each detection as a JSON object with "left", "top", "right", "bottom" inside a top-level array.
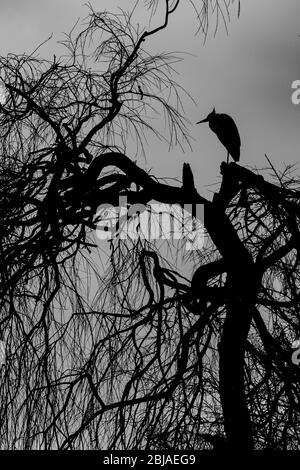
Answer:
[{"left": 196, "top": 107, "right": 216, "bottom": 124}]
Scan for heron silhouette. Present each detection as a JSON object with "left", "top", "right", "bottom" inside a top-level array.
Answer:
[{"left": 196, "top": 108, "right": 240, "bottom": 163}]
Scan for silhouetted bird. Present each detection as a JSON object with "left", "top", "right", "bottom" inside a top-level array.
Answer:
[{"left": 196, "top": 108, "right": 241, "bottom": 163}]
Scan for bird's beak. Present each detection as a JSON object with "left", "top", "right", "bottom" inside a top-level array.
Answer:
[{"left": 196, "top": 118, "right": 208, "bottom": 124}]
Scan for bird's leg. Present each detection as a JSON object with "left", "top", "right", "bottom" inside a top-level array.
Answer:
[{"left": 227, "top": 152, "right": 229, "bottom": 164}]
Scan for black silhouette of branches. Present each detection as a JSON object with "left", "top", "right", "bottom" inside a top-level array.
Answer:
[
  {"left": 143, "top": 0, "right": 241, "bottom": 37},
  {"left": 0, "top": 0, "right": 299, "bottom": 452},
  {"left": 0, "top": 2, "right": 195, "bottom": 449}
]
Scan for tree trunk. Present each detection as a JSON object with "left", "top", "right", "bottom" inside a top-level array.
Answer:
[
  {"left": 204, "top": 180, "right": 257, "bottom": 451},
  {"left": 219, "top": 294, "right": 254, "bottom": 451}
]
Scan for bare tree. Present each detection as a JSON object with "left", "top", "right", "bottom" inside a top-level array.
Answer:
[{"left": 0, "top": 0, "right": 299, "bottom": 452}]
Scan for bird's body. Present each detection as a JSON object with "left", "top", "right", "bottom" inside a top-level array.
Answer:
[{"left": 197, "top": 108, "right": 241, "bottom": 163}]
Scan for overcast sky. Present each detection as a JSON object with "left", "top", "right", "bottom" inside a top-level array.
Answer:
[{"left": 0, "top": 0, "right": 299, "bottom": 198}]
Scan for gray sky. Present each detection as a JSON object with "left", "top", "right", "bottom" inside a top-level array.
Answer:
[{"left": 0, "top": 0, "right": 299, "bottom": 198}]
